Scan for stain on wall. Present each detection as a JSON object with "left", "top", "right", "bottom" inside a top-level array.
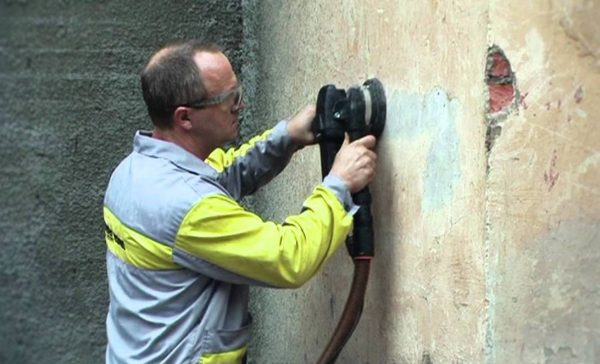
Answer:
[{"left": 422, "top": 91, "right": 462, "bottom": 212}]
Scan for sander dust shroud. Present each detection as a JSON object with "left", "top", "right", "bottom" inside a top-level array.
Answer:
[{"left": 312, "top": 78, "right": 387, "bottom": 364}]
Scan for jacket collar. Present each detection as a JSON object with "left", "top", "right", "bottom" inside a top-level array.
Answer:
[{"left": 133, "top": 131, "right": 218, "bottom": 177}]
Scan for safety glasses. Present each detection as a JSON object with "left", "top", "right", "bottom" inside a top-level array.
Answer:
[{"left": 182, "top": 85, "right": 243, "bottom": 111}]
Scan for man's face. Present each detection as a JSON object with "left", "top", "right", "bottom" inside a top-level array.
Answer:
[{"left": 188, "top": 51, "right": 243, "bottom": 147}]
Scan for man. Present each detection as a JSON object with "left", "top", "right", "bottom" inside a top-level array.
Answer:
[{"left": 104, "top": 39, "right": 377, "bottom": 363}]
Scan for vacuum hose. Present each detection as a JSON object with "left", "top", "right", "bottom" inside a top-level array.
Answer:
[{"left": 316, "top": 260, "right": 370, "bottom": 363}]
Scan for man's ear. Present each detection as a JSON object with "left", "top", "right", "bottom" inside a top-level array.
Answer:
[{"left": 173, "top": 106, "right": 193, "bottom": 131}]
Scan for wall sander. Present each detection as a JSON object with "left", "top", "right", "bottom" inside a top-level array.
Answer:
[{"left": 311, "top": 78, "right": 387, "bottom": 363}]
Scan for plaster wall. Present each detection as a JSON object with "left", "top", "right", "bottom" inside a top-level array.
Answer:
[
  {"left": 247, "top": 1, "right": 489, "bottom": 363},
  {"left": 247, "top": 1, "right": 599, "bottom": 363},
  {"left": 486, "top": 1, "right": 600, "bottom": 363}
]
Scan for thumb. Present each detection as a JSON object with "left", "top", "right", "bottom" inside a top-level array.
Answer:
[{"left": 341, "top": 132, "right": 350, "bottom": 147}]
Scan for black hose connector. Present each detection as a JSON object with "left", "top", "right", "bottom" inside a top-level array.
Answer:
[{"left": 346, "top": 191, "right": 374, "bottom": 258}]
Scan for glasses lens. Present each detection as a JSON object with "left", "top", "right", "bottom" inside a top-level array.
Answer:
[{"left": 181, "top": 85, "right": 242, "bottom": 110}]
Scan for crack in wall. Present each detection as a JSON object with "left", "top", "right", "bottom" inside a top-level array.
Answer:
[
  {"left": 482, "top": 42, "right": 520, "bottom": 364},
  {"left": 557, "top": 1, "right": 600, "bottom": 66}
]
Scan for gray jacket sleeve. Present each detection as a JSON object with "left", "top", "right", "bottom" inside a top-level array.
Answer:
[{"left": 214, "top": 120, "right": 298, "bottom": 201}]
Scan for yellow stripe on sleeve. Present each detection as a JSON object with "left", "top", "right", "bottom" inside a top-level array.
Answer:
[
  {"left": 200, "top": 346, "right": 247, "bottom": 364},
  {"left": 175, "top": 187, "right": 352, "bottom": 287}
]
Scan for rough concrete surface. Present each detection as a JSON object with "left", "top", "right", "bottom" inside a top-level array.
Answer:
[{"left": 0, "top": 1, "right": 242, "bottom": 363}]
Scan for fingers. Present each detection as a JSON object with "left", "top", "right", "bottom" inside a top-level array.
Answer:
[
  {"left": 287, "top": 104, "right": 317, "bottom": 146},
  {"left": 351, "top": 134, "right": 376, "bottom": 149},
  {"left": 329, "top": 133, "right": 378, "bottom": 193},
  {"left": 349, "top": 136, "right": 377, "bottom": 165},
  {"left": 359, "top": 149, "right": 377, "bottom": 175},
  {"left": 364, "top": 149, "right": 377, "bottom": 165},
  {"left": 342, "top": 134, "right": 375, "bottom": 151}
]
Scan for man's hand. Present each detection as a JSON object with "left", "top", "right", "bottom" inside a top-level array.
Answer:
[
  {"left": 330, "top": 134, "right": 378, "bottom": 193},
  {"left": 287, "top": 105, "right": 316, "bottom": 147}
]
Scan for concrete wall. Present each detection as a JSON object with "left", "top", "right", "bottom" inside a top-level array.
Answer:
[
  {"left": 0, "top": 1, "right": 242, "bottom": 362},
  {"left": 247, "top": 1, "right": 599, "bottom": 363}
]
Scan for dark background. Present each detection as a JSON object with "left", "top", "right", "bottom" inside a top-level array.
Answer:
[{"left": 0, "top": 1, "right": 248, "bottom": 362}]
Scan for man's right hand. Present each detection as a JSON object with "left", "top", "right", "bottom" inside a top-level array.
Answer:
[{"left": 329, "top": 134, "right": 378, "bottom": 193}]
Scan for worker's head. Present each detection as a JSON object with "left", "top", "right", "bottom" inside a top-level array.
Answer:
[{"left": 141, "top": 40, "right": 244, "bottom": 147}]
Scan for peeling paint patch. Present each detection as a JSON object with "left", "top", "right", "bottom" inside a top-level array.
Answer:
[
  {"left": 485, "top": 45, "right": 520, "bottom": 152},
  {"left": 387, "top": 88, "right": 462, "bottom": 212},
  {"left": 486, "top": 46, "right": 517, "bottom": 115}
]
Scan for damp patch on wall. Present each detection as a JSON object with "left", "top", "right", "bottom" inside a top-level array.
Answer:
[{"left": 387, "top": 87, "right": 462, "bottom": 212}]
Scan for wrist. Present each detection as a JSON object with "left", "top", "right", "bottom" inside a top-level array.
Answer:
[
  {"left": 286, "top": 121, "right": 300, "bottom": 144},
  {"left": 323, "top": 174, "right": 358, "bottom": 214}
]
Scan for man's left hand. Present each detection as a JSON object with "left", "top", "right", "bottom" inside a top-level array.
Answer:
[{"left": 287, "top": 105, "right": 316, "bottom": 147}]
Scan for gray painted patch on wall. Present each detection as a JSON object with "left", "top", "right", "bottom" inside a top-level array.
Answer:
[{"left": 387, "top": 88, "right": 462, "bottom": 211}]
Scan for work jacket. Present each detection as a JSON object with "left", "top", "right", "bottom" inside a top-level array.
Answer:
[{"left": 104, "top": 121, "right": 354, "bottom": 364}]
